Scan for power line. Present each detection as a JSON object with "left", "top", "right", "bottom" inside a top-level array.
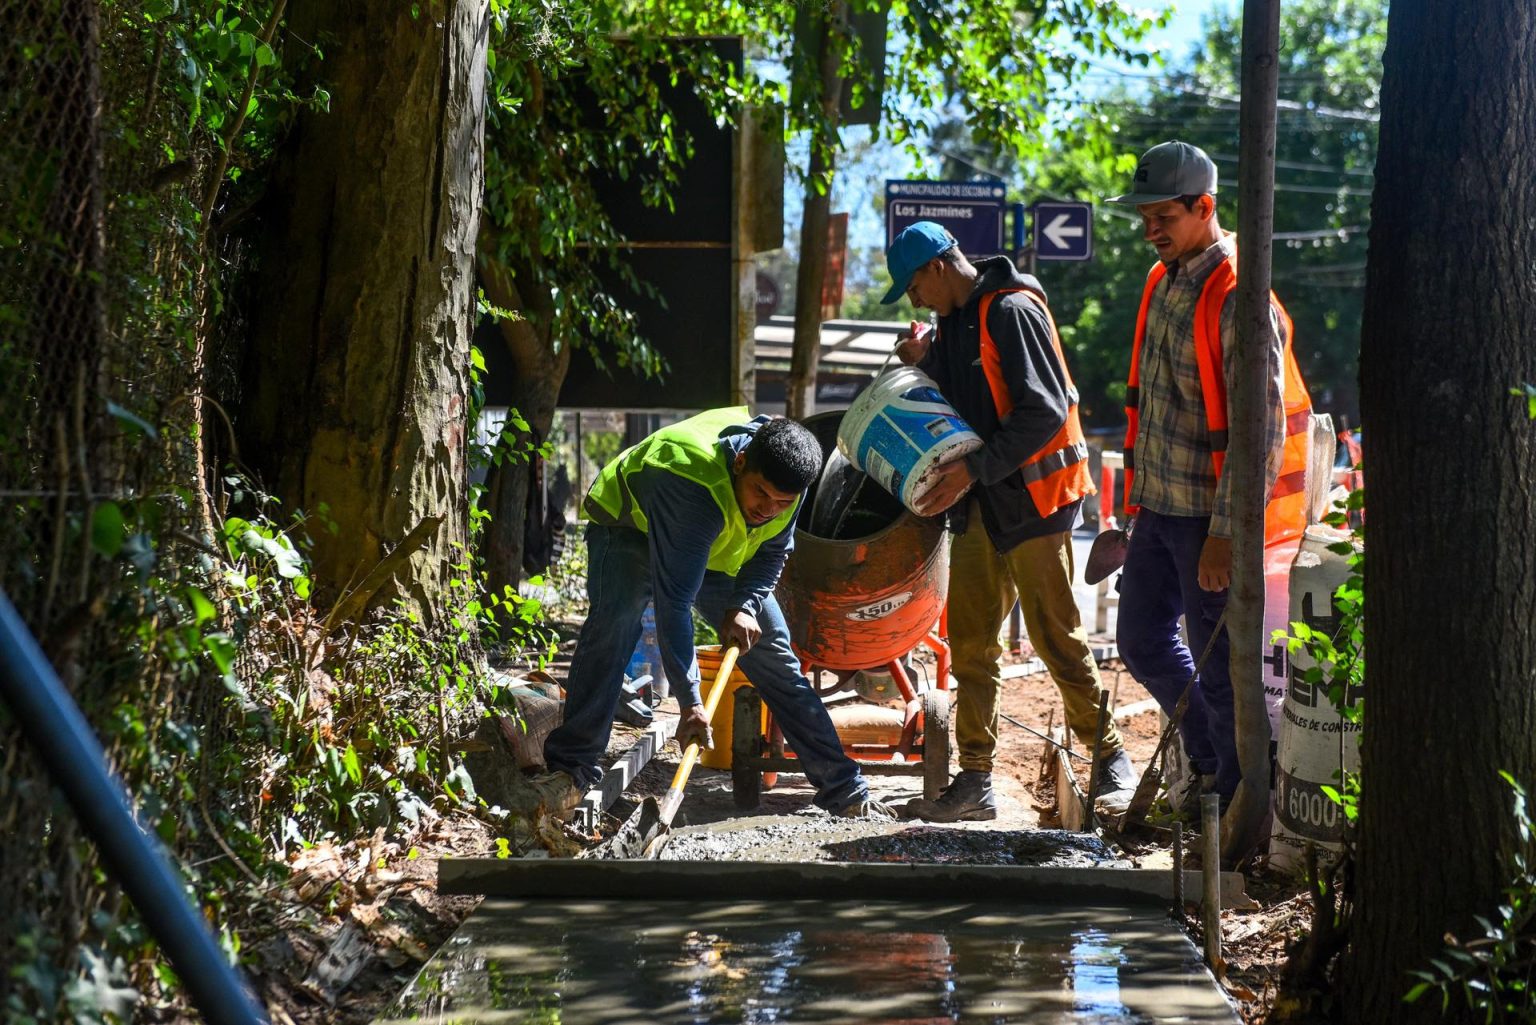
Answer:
[
  {"left": 1216, "top": 176, "right": 1372, "bottom": 197},
  {"left": 1075, "top": 56, "right": 1381, "bottom": 122},
  {"left": 1210, "top": 152, "right": 1374, "bottom": 179}
]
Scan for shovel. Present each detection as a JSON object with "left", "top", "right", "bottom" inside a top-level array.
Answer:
[
  {"left": 585, "top": 644, "right": 741, "bottom": 859},
  {"left": 1084, "top": 522, "right": 1131, "bottom": 586}
]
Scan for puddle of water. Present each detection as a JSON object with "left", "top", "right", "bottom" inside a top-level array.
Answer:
[{"left": 379, "top": 900, "right": 1235, "bottom": 1024}]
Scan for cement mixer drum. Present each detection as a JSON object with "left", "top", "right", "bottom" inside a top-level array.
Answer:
[{"left": 776, "top": 411, "right": 950, "bottom": 672}]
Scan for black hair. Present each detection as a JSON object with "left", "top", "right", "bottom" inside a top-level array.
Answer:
[
  {"left": 742, "top": 417, "right": 821, "bottom": 493},
  {"left": 1176, "top": 194, "right": 1206, "bottom": 210},
  {"left": 938, "top": 245, "right": 963, "bottom": 264}
]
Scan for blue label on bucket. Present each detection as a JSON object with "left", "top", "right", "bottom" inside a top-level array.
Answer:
[{"left": 856, "top": 407, "right": 970, "bottom": 493}]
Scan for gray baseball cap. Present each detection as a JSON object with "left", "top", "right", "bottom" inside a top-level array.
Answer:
[{"left": 1108, "top": 141, "right": 1218, "bottom": 205}]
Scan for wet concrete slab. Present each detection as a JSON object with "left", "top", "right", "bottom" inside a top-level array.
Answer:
[
  {"left": 658, "top": 817, "right": 1119, "bottom": 866},
  {"left": 380, "top": 897, "right": 1237, "bottom": 1024}
]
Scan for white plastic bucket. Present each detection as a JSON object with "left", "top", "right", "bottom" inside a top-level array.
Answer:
[
  {"left": 1269, "top": 524, "right": 1361, "bottom": 871},
  {"left": 835, "top": 367, "right": 982, "bottom": 514}
]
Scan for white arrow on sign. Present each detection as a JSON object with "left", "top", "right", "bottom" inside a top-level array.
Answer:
[{"left": 1043, "top": 212, "right": 1085, "bottom": 250}]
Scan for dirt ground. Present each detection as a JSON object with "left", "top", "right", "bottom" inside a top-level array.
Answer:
[{"left": 247, "top": 636, "right": 1310, "bottom": 1025}]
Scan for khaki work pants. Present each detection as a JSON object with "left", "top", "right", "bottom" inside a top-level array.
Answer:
[{"left": 947, "top": 503, "right": 1122, "bottom": 772}]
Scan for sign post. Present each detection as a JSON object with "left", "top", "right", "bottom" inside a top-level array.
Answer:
[
  {"left": 1032, "top": 201, "right": 1094, "bottom": 262},
  {"left": 885, "top": 180, "right": 1007, "bottom": 256}
]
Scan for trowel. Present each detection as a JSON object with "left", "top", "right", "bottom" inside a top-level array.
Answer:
[
  {"left": 1084, "top": 521, "right": 1131, "bottom": 586},
  {"left": 585, "top": 644, "right": 741, "bottom": 859}
]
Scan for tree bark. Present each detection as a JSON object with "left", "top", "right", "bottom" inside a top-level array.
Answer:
[
  {"left": 1345, "top": 1, "right": 1536, "bottom": 1020},
  {"left": 475, "top": 240, "right": 568, "bottom": 609},
  {"left": 240, "top": 0, "right": 490, "bottom": 630},
  {"left": 1221, "top": 0, "right": 1280, "bottom": 864}
]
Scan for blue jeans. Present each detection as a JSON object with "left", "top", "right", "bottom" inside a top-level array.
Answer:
[
  {"left": 543, "top": 525, "right": 871, "bottom": 811},
  {"left": 1115, "top": 510, "right": 1238, "bottom": 798}
]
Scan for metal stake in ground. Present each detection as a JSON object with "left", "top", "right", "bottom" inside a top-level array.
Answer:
[
  {"left": 1083, "top": 695, "right": 1111, "bottom": 832},
  {"left": 1201, "top": 793, "right": 1223, "bottom": 971}
]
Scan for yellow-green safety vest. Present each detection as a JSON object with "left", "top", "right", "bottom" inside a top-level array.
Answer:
[{"left": 581, "top": 407, "right": 801, "bottom": 576}]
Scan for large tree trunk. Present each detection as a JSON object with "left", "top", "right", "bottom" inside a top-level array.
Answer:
[
  {"left": 1345, "top": 1, "right": 1536, "bottom": 1020},
  {"left": 240, "top": 0, "right": 489, "bottom": 629}
]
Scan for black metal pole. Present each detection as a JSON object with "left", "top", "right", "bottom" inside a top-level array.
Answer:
[{"left": 0, "top": 591, "right": 269, "bottom": 1025}]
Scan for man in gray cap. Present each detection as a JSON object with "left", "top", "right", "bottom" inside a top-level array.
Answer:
[{"left": 1106, "top": 141, "right": 1313, "bottom": 822}]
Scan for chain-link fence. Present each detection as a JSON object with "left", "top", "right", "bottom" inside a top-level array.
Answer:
[{"left": 1, "top": 0, "right": 221, "bottom": 1014}]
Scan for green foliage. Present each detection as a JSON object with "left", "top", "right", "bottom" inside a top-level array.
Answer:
[
  {"left": 1020, "top": 0, "right": 1387, "bottom": 429},
  {"left": 480, "top": 6, "right": 738, "bottom": 377},
  {"left": 4, "top": 2, "right": 565, "bottom": 1021},
  {"left": 1405, "top": 773, "right": 1536, "bottom": 1022}
]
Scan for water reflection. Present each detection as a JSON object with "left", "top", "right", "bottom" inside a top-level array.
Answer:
[{"left": 381, "top": 900, "right": 1233, "bottom": 1024}]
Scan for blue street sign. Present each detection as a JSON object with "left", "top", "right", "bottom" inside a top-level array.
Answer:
[
  {"left": 885, "top": 180, "right": 1007, "bottom": 256},
  {"left": 1033, "top": 201, "right": 1094, "bottom": 261}
]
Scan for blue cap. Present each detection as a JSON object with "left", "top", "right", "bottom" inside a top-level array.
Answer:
[{"left": 880, "top": 221, "right": 957, "bottom": 304}]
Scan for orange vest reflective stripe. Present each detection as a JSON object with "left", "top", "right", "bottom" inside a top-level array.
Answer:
[
  {"left": 978, "top": 288, "right": 1096, "bottom": 519},
  {"left": 1123, "top": 257, "right": 1313, "bottom": 547}
]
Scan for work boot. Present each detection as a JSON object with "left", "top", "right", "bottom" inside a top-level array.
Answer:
[
  {"left": 523, "top": 770, "right": 584, "bottom": 821},
  {"left": 1093, "top": 749, "right": 1139, "bottom": 817},
  {"left": 904, "top": 770, "right": 998, "bottom": 822},
  {"left": 834, "top": 798, "right": 900, "bottom": 820}
]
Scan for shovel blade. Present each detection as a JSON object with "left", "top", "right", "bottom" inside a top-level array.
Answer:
[
  {"left": 584, "top": 795, "right": 666, "bottom": 860},
  {"left": 1084, "top": 528, "right": 1129, "bottom": 586}
]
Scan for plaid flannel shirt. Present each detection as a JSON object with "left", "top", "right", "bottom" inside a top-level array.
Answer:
[{"left": 1128, "top": 233, "right": 1287, "bottom": 539}]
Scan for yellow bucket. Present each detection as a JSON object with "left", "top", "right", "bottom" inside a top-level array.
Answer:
[{"left": 695, "top": 645, "right": 767, "bottom": 770}]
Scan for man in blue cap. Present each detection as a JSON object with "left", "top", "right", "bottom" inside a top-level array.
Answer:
[{"left": 880, "top": 221, "right": 1138, "bottom": 822}]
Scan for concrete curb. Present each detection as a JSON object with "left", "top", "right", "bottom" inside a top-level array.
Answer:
[
  {"left": 438, "top": 856, "right": 1252, "bottom": 909},
  {"left": 570, "top": 717, "right": 677, "bottom": 831}
]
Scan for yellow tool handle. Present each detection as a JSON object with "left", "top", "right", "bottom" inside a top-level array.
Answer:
[{"left": 658, "top": 644, "right": 740, "bottom": 825}]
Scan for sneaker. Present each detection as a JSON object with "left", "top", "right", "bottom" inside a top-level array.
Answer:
[
  {"left": 834, "top": 798, "right": 900, "bottom": 820},
  {"left": 1093, "top": 749, "right": 1139, "bottom": 816},
  {"left": 904, "top": 770, "right": 998, "bottom": 822},
  {"left": 524, "top": 770, "right": 584, "bottom": 820}
]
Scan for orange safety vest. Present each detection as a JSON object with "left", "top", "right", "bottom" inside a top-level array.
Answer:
[
  {"left": 1123, "top": 257, "right": 1312, "bottom": 547},
  {"left": 978, "top": 288, "right": 1096, "bottom": 520}
]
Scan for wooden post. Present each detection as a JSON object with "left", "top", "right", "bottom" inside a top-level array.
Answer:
[
  {"left": 1222, "top": 0, "right": 1282, "bottom": 864},
  {"left": 786, "top": 0, "right": 846, "bottom": 418},
  {"left": 732, "top": 106, "right": 760, "bottom": 410}
]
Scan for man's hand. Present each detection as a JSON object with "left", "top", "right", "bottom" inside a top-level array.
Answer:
[
  {"left": 675, "top": 704, "right": 713, "bottom": 751},
  {"left": 719, "top": 608, "right": 761, "bottom": 654},
  {"left": 894, "top": 321, "right": 932, "bottom": 365},
  {"left": 1198, "top": 535, "right": 1232, "bottom": 592},
  {"left": 913, "top": 458, "right": 973, "bottom": 516}
]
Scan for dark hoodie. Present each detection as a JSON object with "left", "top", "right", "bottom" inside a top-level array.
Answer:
[{"left": 917, "top": 255, "right": 1082, "bottom": 552}]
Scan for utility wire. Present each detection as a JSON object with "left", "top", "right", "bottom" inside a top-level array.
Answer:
[{"left": 1209, "top": 151, "right": 1375, "bottom": 179}]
